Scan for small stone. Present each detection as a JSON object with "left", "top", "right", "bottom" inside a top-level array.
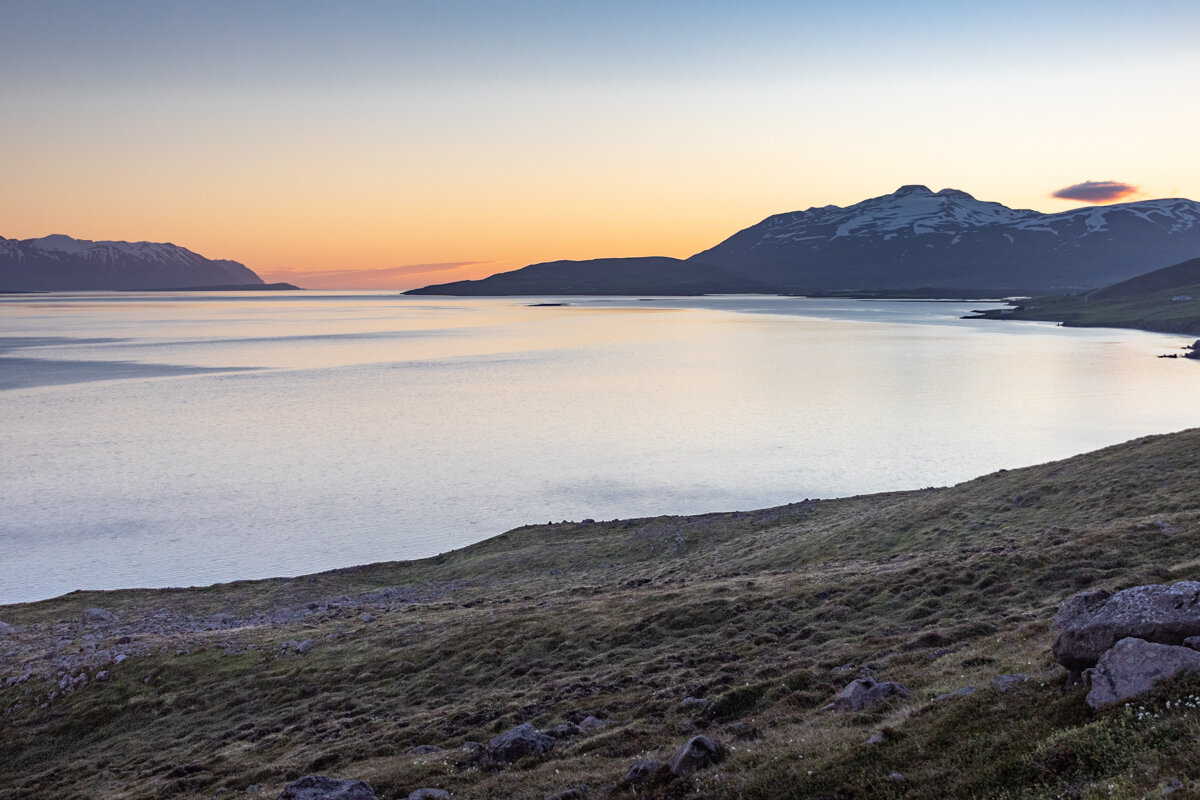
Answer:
[
  {"left": 276, "top": 774, "right": 378, "bottom": 799},
  {"left": 487, "top": 723, "right": 555, "bottom": 763},
  {"left": 95, "top": 670, "right": 109, "bottom": 682},
  {"left": 577, "top": 715, "right": 611, "bottom": 732},
  {"left": 867, "top": 732, "right": 886, "bottom": 745},
  {"left": 296, "top": 639, "right": 314, "bottom": 654},
  {"left": 888, "top": 772, "right": 905, "bottom": 782},
  {"left": 546, "top": 722, "right": 580, "bottom": 739},
  {"left": 407, "top": 790, "right": 450, "bottom": 800},
  {"left": 668, "top": 735, "right": 722, "bottom": 777},
  {"left": 360, "top": 613, "right": 376, "bottom": 623},
  {"left": 832, "top": 678, "right": 910, "bottom": 712},
  {"left": 82, "top": 608, "right": 118, "bottom": 625},
  {"left": 934, "top": 686, "right": 976, "bottom": 701},
  {"left": 679, "top": 696, "right": 710, "bottom": 712},
  {"left": 623, "top": 759, "right": 662, "bottom": 785},
  {"left": 0, "top": 621, "right": 14, "bottom": 635},
  {"left": 991, "top": 673, "right": 1029, "bottom": 693}
]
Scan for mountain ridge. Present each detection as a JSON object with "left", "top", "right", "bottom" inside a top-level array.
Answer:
[{"left": 0, "top": 234, "right": 265, "bottom": 290}]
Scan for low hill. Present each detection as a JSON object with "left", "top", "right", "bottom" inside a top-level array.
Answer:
[
  {"left": 966, "top": 255, "right": 1200, "bottom": 335},
  {"left": 4, "top": 429, "right": 1200, "bottom": 799},
  {"left": 0, "top": 234, "right": 265, "bottom": 291},
  {"left": 404, "top": 256, "right": 774, "bottom": 296}
]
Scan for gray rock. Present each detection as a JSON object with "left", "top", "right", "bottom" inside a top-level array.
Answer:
[
  {"left": 934, "top": 686, "right": 976, "bottom": 701},
  {"left": 992, "top": 673, "right": 1029, "bottom": 693},
  {"left": 407, "top": 790, "right": 450, "bottom": 800},
  {"left": 487, "top": 723, "right": 555, "bottom": 763},
  {"left": 668, "top": 735, "right": 722, "bottom": 777},
  {"left": 408, "top": 745, "right": 442, "bottom": 755},
  {"left": 1184, "top": 636, "right": 1200, "bottom": 651},
  {"left": 546, "top": 722, "right": 580, "bottom": 739},
  {"left": 832, "top": 678, "right": 911, "bottom": 712},
  {"left": 577, "top": 715, "right": 611, "bottom": 732},
  {"left": 867, "top": 732, "right": 886, "bottom": 745},
  {"left": 276, "top": 775, "right": 379, "bottom": 800},
  {"left": 1087, "top": 637, "right": 1200, "bottom": 708},
  {"left": 623, "top": 759, "right": 662, "bottom": 785},
  {"left": 296, "top": 639, "right": 315, "bottom": 654},
  {"left": 0, "top": 621, "right": 14, "bottom": 635},
  {"left": 545, "top": 789, "right": 587, "bottom": 800},
  {"left": 1053, "top": 582, "right": 1200, "bottom": 671},
  {"left": 360, "top": 613, "right": 376, "bottom": 623},
  {"left": 679, "top": 696, "right": 710, "bottom": 712},
  {"left": 81, "top": 608, "right": 118, "bottom": 625}
]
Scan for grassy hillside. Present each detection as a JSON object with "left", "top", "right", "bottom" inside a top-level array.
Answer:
[
  {"left": 967, "top": 256, "right": 1200, "bottom": 335},
  {"left": 4, "top": 429, "right": 1200, "bottom": 799}
]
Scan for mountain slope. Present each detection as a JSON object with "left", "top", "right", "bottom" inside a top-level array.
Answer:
[
  {"left": 691, "top": 186, "right": 1200, "bottom": 293},
  {"left": 0, "top": 234, "right": 264, "bottom": 290},
  {"left": 404, "top": 256, "right": 774, "bottom": 296},
  {"left": 967, "top": 256, "right": 1200, "bottom": 335}
]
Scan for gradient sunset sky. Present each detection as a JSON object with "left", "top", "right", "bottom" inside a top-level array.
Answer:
[{"left": 3, "top": 1, "right": 1198, "bottom": 289}]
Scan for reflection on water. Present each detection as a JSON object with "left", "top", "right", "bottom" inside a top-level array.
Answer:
[{"left": 2, "top": 291, "right": 1199, "bottom": 603}]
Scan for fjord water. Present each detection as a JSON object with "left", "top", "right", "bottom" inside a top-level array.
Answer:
[{"left": 3, "top": 292, "right": 1199, "bottom": 604}]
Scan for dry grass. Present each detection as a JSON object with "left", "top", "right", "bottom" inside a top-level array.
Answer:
[{"left": 2, "top": 429, "right": 1200, "bottom": 799}]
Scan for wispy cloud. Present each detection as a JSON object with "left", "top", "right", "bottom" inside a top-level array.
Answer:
[
  {"left": 1050, "top": 180, "right": 1141, "bottom": 204},
  {"left": 259, "top": 261, "right": 495, "bottom": 289}
]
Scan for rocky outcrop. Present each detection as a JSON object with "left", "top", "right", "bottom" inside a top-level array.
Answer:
[
  {"left": 487, "top": 723, "right": 556, "bottom": 763},
  {"left": 832, "top": 678, "right": 911, "bottom": 712},
  {"left": 668, "top": 735, "right": 723, "bottom": 777},
  {"left": 1052, "top": 582, "right": 1200, "bottom": 672},
  {"left": 277, "top": 775, "right": 378, "bottom": 799},
  {"left": 1086, "top": 637, "right": 1200, "bottom": 708}
]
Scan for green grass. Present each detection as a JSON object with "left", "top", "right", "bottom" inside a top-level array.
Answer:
[
  {"left": 970, "top": 285, "right": 1200, "bottom": 335},
  {"left": 3, "top": 429, "right": 1200, "bottom": 799}
]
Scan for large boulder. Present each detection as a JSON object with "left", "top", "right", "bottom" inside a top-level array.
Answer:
[
  {"left": 1087, "top": 637, "right": 1200, "bottom": 708},
  {"left": 668, "top": 735, "right": 722, "bottom": 777},
  {"left": 487, "top": 723, "right": 555, "bottom": 763},
  {"left": 277, "top": 775, "right": 379, "bottom": 800},
  {"left": 1053, "top": 582, "right": 1200, "bottom": 672},
  {"left": 832, "top": 678, "right": 910, "bottom": 712}
]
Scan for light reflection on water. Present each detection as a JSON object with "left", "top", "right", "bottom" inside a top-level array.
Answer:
[{"left": 2, "top": 291, "right": 1198, "bottom": 603}]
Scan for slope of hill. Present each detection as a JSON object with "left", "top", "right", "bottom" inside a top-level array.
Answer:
[
  {"left": 967, "top": 256, "right": 1200, "bottom": 335},
  {"left": 404, "top": 256, "right": 774, "bottom": 296},
  {"left": 4, "top": 429, "right": 1200, "bottom": 799},
  {"left": 0, "top": 234, "right": 265, "bottom": 290},
  {"left": 691, "top": 186, "right": 1200, "bottom": 293}
]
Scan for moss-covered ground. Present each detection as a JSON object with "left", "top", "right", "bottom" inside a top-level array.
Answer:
[{"left": 3, "top": 429, "right": 1200, "bottom": 799}]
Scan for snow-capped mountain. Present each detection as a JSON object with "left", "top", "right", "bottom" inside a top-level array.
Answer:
[
  {"left": 691, "top": 186, "right": 1200, "bottom": 292},
  {"left": 0, "top": 234, "right": 264, "bottom": 291}
]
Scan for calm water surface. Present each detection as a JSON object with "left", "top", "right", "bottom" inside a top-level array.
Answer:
[{"left": 3, "top": 291, "right": 1199, "bottom": 604}]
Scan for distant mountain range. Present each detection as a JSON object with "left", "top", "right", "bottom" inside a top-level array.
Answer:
[
  {"left": 0, "top": 234, "right": 264, "bottom": 291},
  {"left": 408, "top": 185, "right": 1200, "bottom": 296},
  {"left": 404, "top": 256, "right": 771, "bottom": 296}
]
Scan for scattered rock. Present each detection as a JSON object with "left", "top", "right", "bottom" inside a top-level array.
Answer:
[
  {"left": 360, "top": 613, "right": 376, "bottom": 624},
  {"left": 888, "top": 772, "right": 906, "bottom": 782},
  {"left": 668, "top": 735, "right": 722, "bottom": 777},
  {"left": 867, "top": 732, "right": 886, "bottom": 745},
  {"left": 934, "top": 686, "right": 976, "bottom": 701},
  {"left": 296, "top": 639, "right": 315, "bottom": 654},
  {"left": 408, "top": 745, "right": 442, "bottom": 755},
  {"left": 276, "top": 775, "right": 379, "bottom": 800},
  {"left": 623, "top": 759, "right": 663, "bottom": 785},
  {"left": 832, "top": 678, "right": 911, "bottom": 712},
  {"left": 577, "top": 715, "right": 611, "bottom": 732},
  {"left": 81, "top": 608, "right": 118, "bottom": 625},
  {"left": 1087, "top": 637, "right": 1200, "bottom": 708},
  {"left": 545, "top": 789, "right": 588, "bottom": 800},
  {"left": 0, "top": 621, "right": 14, "bottom": 635},
  {"left": 487, "top": 723, "right": 555, "bottom": 763},
  {"left": 1053, "top": 582, "right": 1200, "bottom": 672},
  {"left": 546, "top": 722, "right": 580, "bottom": 739},
  {"left": 407, "top": 790, "right": 450, "bottom": 800},
  {"left": 992, "top": 673, "right": 1029, "bottom": 693},
  {"left": 679, "top": 696, "right": 710, "bottom": 712},
  {"left": 726, "top": 722, "right": 760, "bottom": 741}
]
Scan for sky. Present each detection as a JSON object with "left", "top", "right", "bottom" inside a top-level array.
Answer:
[{"left": 2, "top": 1, "right": 1199, "bottom": 289}]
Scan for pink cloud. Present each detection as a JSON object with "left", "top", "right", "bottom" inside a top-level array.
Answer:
[
  {"left": 1050, "top": 181, "right": 1142, "bottom": 203},
  {"left": 259, "top": 261, "right": 495, "bottom": 290}
]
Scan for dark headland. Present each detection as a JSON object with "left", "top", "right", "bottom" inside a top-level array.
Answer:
[{"left": 4, "top": 429, "right": 1200, "bottom": 799}]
